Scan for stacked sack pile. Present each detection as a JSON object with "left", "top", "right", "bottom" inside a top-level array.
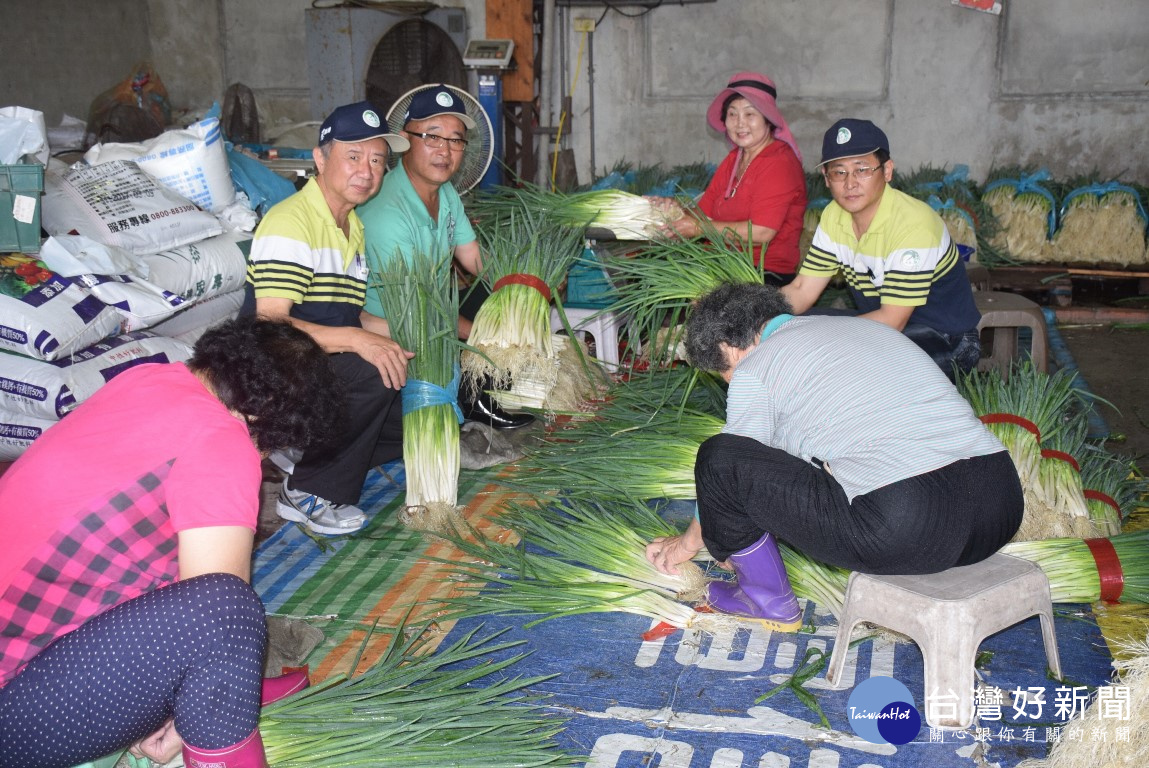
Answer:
[{"left": 0, "top": 114, "right": 257, "bottom": 461}]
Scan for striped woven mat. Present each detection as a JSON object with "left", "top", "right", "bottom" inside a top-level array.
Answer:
[{"left": 252, "top": 460, "right": 511, "bottom": 680}]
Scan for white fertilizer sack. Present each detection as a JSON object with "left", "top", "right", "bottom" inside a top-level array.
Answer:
[
  {"left": 0, "top": 411, "right": 56, "bottom": 462},
  {"left": 74, "top": 272, "right": 187, "bottom": 332},
  {"left": 0, "top": 331, "right": 193, "bottom": 420},
  {"left": 137, "top": 231, "right": 250, "bottom": 304},
  {"left": 0, "top": 257, "right": 120, "bottom": 360},
  {"left": 84, "top": 117, "right": 236, "bottom": 213},
  {"left": 149, "top": 288, "right": 243, "bottom": 345},
  {"left": 41, "top": 160, "right": 223, "bottom": 255}
]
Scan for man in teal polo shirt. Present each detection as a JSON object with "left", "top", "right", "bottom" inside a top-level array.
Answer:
[
  {"left": 781, "top": 118, "right": 981, "bottom": 380},
  {"left": 359, "top": 85, "right": 532, "bottom": 429}
]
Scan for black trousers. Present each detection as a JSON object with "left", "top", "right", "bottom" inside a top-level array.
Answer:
[
  {"left": 290, "top": 352, "right": 404, "bottom": 506},
  {"left": 695, "top": 433, "right": 1022, "bottom": 574}
]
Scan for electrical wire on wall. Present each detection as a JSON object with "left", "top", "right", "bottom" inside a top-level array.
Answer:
[{"left": 547, "top": 1, "right": 665, "bottom": 191}]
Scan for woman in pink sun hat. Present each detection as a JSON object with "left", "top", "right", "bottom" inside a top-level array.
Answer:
[{"left": 661, "top": 72, "right": 807, "bottom": 284}]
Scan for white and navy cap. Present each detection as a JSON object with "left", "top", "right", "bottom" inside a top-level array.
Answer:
[
  {"left": 401, "top": 86, "right": 476, "bottom": 130},
  {"left": 318, "top": 101, "right": 410, "bottom": 152}
]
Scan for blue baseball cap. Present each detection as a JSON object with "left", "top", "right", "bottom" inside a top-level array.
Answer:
[
  {"left": 818, "top": 118, "right": 889, "bottom": 167},
  {"left": 318, "top": 101, "right": 409, "bottom": 151},
  {"left": 402, "top": 85, "right": 476, "bottom": 130}
]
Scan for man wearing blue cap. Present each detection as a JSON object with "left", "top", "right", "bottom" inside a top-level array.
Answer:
[
  {"left": 359, "top": 84, "right": 533, "bottom": 429},
  {"left": 781, "top": 118, "right": 981, "bottom": 380},
  {"left": 241, "top": 101, "right": 414, "bottom": 535}
]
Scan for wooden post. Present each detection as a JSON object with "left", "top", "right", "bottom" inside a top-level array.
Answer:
[{"left": 486, "top": 0, "right": 534, "bottom": 103}]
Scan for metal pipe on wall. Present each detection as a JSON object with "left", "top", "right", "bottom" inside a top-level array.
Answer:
[
  {"left": 536, "top": 0, "right": 556, "bottom": 187},
  {"left": 587, "top": 24, "right": 595, "bottom": 179}
]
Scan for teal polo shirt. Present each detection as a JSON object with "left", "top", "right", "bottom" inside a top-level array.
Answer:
[{"left": 357, "top": 160, "right": 477, "bottom": 317}]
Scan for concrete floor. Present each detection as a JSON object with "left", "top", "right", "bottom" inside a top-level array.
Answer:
[{"left": 1059, "top": 324, "right": 1149, "bottom": 460}]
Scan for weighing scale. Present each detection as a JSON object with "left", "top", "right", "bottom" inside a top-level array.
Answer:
[{"left": 464, "top": 39, "right": 516, "bottom": 189}]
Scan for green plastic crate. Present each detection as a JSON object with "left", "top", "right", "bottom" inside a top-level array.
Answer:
[{"left": 0, "top": 163, "right": 44, "bottom": 254}]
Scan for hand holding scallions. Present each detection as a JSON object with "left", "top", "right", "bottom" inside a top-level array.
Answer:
[
  {"left": 646, "top": 196, "right": 699, "bottom": 238},
  {"left": 647, "top": 518, "right": 714, "bottom": 575}
]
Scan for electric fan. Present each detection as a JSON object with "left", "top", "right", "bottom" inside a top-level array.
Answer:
[{"left": 386, "top": 84, "right": 494, "bottom": 193}]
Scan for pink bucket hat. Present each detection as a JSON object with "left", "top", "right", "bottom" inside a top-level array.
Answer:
[{"left": 706, "top": 72, "right": 802, "bottom": 165}]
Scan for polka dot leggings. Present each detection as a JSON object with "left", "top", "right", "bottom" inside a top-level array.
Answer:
[{"left": 0, "top": 572, "right": 267, "bottom": 768}]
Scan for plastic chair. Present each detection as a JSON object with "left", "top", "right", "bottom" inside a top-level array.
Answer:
[
  {"left": 554, "top": 245, "right": 636, "bottom": 367},
  {"left": 825, "top": 553, "right": 1061, "bottom": 730},
  {"left": 975, "top": 291, "right": 1049, "bottom": 374},
  {"left": 551, "top": 306, "right": 629, "bottom": 367}
]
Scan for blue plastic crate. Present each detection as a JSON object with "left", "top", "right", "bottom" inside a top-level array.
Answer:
[{"left": 565, "top": 247, "right": 617, "bottom": 308}]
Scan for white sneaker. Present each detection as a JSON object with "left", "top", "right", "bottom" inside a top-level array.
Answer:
[
  {"left": 276, "top": 479, "right": 367, "bottom": 535},
  {"left": 269, "top": 448, "right": 303, "bottom": 475}
]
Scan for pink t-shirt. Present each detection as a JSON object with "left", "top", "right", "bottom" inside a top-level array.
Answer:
[
  {"left": 698, "top": 140, "right": 808, "bottom": 274},
  {"left": 0, "top": 363, "right": 261, "bottom": 686}
]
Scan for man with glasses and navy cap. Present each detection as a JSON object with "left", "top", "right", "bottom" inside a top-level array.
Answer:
[
  {"left": 241, "top": 101, "right": 413, "bottom": 536},
  {"left": 359, "top": 84, "right": 534, "bottom": 430},
  {"left": 781, "top": 118, "right": 982, "bottom": 381}
]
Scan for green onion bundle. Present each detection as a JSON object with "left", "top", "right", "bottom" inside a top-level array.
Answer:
[
  {"left": 583, "top": 160, "right": 715, "bottom": 199},
  {"left": 601, "top": 363, "right": 728, "bottom": 422},
  {"left": 1002, "top": 529, "right": 1149, "bottom": 605},
  {"left": 435, "top": 511, "right": 704, "bottom": 630},
  {"left": 505, "top": 418, "right": 712, "bottom": 503},
  {"left": 981, "top": 168, "right": 1057, "bottom": 263},
  {"left": 548, "top": 188, "right": 685, "bottom": 240},
  {"left": 260, "top": 623, "right": 572, "bottom": 767},
  {"left": 1031, "top": 411, "right": 1097, "bottom": 539},
  {"left": 958, "top": 361, "right": 1090, "bottom": 541},
  {"left": 599, "top": 235, "right": 763, "bottom": 366},
  {"left": 1050, "top": 181, "right": 1149, "bottom": 266},
  {"left": 498, "top": 497, "right": 709, "bottom": 601},
  {"left": 373, "top": 248, "right": 463, "bottom": 533},
  {"left": 1079, "top": 444, "right": 1143, "bottom": 537},
  {"left": 778, "top": 544, "right": 850, "bottom": 619},
  {"left": 471, "top": 183, "right": 683, "bottom": 241},
  {"left": 465, "top": 206, "right": 598, "bottom": 409}
]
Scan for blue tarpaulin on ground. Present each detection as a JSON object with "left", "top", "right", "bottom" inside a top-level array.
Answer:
[{"left": 442, "top": 498, "right": 1115, "bottom": 768}]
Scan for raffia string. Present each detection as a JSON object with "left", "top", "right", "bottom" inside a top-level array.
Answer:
[{"left": 493, "top": 273, "right": 552, "bottom": 302}]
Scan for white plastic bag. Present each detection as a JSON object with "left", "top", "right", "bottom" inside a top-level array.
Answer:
[{"left": 0, "top": 106, "right": 49, "bottom": 165}]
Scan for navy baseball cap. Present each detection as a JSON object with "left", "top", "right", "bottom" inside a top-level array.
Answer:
[
  {"left": 818, "top": 118, "right": 889, "bottom": 166},
  {"left": 402, "top": 85, "right": 477, "bottom": 130},
  {"left": 318, "top": 101, "right": 410, "bottom": 151}
]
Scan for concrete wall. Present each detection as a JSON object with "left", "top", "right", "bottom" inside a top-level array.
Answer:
[
  {"left": 1, "top": 0, "right": 154, "bottom": 128},
  {"left": 3, "top": 0, "right": 1146, "bottom": 184},
  {"left": 554, "top": 0, "right": 1149, "bottom": 183}
]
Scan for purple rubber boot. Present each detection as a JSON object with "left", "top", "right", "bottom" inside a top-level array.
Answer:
[{"left": 706, "top": 532, "right": 803, "bottom": 631}]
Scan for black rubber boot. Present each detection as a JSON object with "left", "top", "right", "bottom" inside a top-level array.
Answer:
[{"left": 461, "top": 377, "right": 535, "bottom": 430}]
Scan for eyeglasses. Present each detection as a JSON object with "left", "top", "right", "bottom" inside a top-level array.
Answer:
[
  {"left": 409, "top": 132, "right": 468, "bottom": 152},
  {"left": 824, "top": 163, "right": 884, "bottom": 183}
]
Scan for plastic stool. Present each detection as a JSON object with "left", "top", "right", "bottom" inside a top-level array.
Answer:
[
  {"left": 551, "top": 306, "right": 629, "bottom": 367},
  {"left": 975, "top": 291, "right": 1049, "bottom": 374},
  {"left": 825, "top": 553, "right": 1061, "bottom": 730},
  {"left": 964, "top": 263, "right": 990, "bottom": 291}
]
